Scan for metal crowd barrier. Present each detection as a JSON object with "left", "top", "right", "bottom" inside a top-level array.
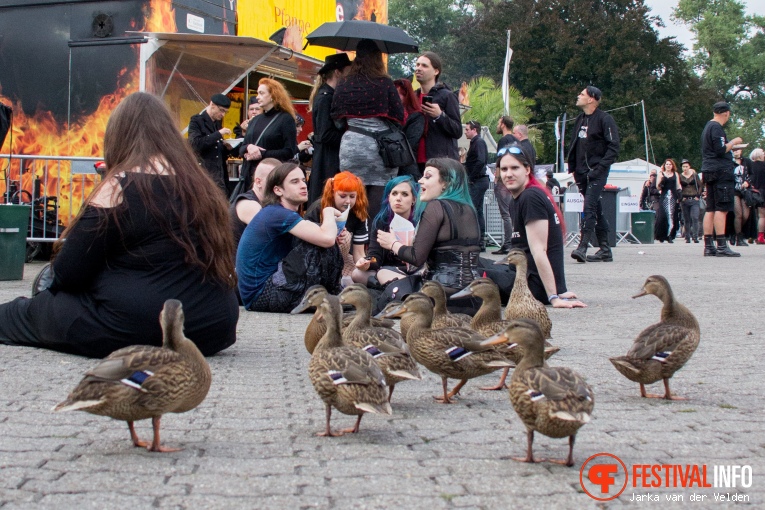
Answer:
[{"left": 1, "top": 155, "right": 102, "bottom": 246}]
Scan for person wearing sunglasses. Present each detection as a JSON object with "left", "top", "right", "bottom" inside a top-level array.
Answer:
[
  {"left": 495, "top": 145, "right": 586, "bottom": 308},
  {"left": 566, "top": 85, "right": 620, "bottom": 262}
]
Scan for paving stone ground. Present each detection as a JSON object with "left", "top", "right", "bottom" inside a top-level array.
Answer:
[{"left": 1, "top": 241, "right": 764, "bottom": 509}]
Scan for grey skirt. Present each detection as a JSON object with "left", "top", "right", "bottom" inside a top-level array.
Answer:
[{"left": 339, "top": 117, "right": 397, "bottom": 187}]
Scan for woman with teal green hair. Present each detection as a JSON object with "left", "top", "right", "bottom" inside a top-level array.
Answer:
[
  {"left": 353, "top": 175, "right": 420, "bottom": 285},
  {"left": 377, "top": 158, "right": 482, "bottom": 309}
]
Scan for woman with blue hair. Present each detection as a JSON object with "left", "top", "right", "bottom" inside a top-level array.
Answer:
[
  {"left": 353, "top": 175, "right": 420, "bottom": 285},
  {"left": 377, "top": 158, "right": 482, "bottom": 306}
]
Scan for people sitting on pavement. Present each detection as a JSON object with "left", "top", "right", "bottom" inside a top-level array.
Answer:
[
  {"left": 0, "top": 92, "right": 239, "bottom": 357},
  {"left": 237, "top": 162, "right": 343, "bottom": 313},
  {"left": 376, "top": 158, "right": 482, "bottom": 313},
  {"left": 304, "top": 171, "right": 369, "bottom": 281},
  {"left": 229, "top": 158, "right": 280, "bottom": 249},
  {"left": 353, "top": 175, "right": 420, "bottom": 286}
]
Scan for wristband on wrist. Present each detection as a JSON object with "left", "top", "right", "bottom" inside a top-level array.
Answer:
[
  {"left": 391, "top": 241, "right": 400, "bottom": 252},
  {"left": 548, "top": 294, "right": 559, "bottom": 302}
]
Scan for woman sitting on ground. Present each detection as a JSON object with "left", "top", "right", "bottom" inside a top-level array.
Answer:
[
  {"left": 353, "top": 175, "right": 420, "bottom": 285},
  {"left": 377, "top": 158, "right": 482, "bottom": 312},
  {"left": 305, "top": 171, "right": 369, "bottom": 279},
  {"left": 0, "top": 92, "right": 239, "bottom": 358}
]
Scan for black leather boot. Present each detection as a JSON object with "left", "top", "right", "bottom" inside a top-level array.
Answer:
[
  {"left": 716, "top": 235, "right": 741, "bottom": 257},
  {"left": 735, "top": 233, "right": 749, "bottom": 247},
  {"left": 703, "top": 235, "right": 717, "bottom": 256},
  {"left": 571, "top": 231, "right": 593, "bottom": 263},
  {"left": 586, "top": 232, "right": 613, "bottom": 262}
]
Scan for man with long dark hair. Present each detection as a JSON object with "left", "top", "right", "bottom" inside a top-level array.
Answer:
[
  {"left": 237, "top": 163, "right": 343, "bottom": 313},
  {"left": 413, "top": 51, "right": 462, "bottom": 160}
]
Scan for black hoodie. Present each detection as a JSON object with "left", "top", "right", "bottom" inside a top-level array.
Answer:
[{"left": 417, "top": 82, "right": 462, "bottom": 160}]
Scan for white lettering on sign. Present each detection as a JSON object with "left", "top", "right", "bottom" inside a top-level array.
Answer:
[
  {"left": 565, "top": 193, "right": 585, "bottom": 212},
  {"left": 187, "top": 13, "right": 205, "bottom": 33},
  {"left": 620, "top": 196, "right": 640, "bottom": 213}
]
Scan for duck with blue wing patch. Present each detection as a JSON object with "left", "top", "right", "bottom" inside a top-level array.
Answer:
[
  {"left": 52, "top": 300, "right": 212, "bottom": 453},
  {"left": 610, "top": 275, "right": 700, "bottom": 400},
  {"left": 291, "top": 285, "right": 394, "bottom": 355},
  {"left": 382, "top": 293, "right": 514, "bottom": 404},
  {"left": 481, "top": 318, "right": 594, "bottom": 467},
  {"left": 339, "top": 284, "right": 421, "bottom": 402},
  {"left": 308, "top": 295, "right": 392, "bottom": 436}
]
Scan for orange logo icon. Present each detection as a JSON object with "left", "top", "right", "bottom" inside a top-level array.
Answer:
[{"left": 580, "top": 453, "right": 628, "bottom": 501}]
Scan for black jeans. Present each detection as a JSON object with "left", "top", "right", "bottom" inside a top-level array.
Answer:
[
  {"left": 680, "top": 198, "right": 700, "bottom": 239},
  {"left": 469, "top": 176, "right": 490, "bottom": 241},
  {"left": 575, "top": 173, "right": 609, "bottom": 237}
]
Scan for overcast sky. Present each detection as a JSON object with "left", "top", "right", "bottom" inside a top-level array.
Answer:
[{"left": 646, "top": 0, "right": 764, "bottom": 51}]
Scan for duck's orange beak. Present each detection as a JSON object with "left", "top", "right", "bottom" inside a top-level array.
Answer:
[
  {"left": 381, "top": 303, "right": 407, "bottom": 319},
  {"left": 480, "top": 331, "right": 510, "bottom": 347}
]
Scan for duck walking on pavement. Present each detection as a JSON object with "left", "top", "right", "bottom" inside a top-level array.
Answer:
[
  {"left": 481, "top": 318, "right": 594, "bottom": 467},
  {"left": 610, "top": 275, "right": 700, "bottom": 400},
  {"left": 53, "top": 299, "right": 212, "bottom": 453},
  {"left": 308, "top": 295, "right": 392, "bottom": 436}
]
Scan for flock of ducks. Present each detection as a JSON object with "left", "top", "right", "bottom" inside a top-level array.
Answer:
[{"left": 53, "top": 250, "right": 701, "bottom": 467}]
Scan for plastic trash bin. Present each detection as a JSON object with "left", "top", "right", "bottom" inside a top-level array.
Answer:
[
  {"left": 600, "top": 188, "right": 620, "bottom": 247},
  {"left": 0, "top": 204, "right": 31, "bottom": 280},
  {"left": 631, "top": 211, "right": 655, "bottom": 244}
]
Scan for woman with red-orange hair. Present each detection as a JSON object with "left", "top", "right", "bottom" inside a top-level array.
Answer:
[
  {"left": 305, "top": 171, "right": 369, "bottom": 278},
  {"left": 238, "top": 77, "right": 298, "bottom": 191}
]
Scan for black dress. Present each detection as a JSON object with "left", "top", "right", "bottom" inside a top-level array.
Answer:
[
  {"left": 0, "top": 173, "right": 239, "bottom": 358},
  {"left": 655, "top": 173, "right": 680, "bottom": 242}
]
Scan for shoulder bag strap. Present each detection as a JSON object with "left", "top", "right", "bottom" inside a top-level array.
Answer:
[{"left": 254, "top": 112, "right": 283, "bottom": 147}]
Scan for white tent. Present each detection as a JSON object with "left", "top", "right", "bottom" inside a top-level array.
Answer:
[{"left": 608, "top": 158, "right": 661, "bottom": 195}]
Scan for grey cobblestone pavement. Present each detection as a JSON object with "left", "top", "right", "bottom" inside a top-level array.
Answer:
[{"left": 1, "top": 241, "right": 764, "bottom": 509}]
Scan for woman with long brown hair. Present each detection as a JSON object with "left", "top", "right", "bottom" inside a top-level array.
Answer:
[
  {"left": 239, "top": 77, "right": 299, "bottom": 191},
  {"left": 0, "top": 92, "right": 239, "bottom": 357}
]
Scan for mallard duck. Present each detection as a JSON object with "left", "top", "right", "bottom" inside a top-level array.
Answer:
[
  {"left": 308, "top": 295, "right": 392, "bottom": 436},
  {"left": 339, "top": 285, "right": 421, "bottom": 401},
  {"left": 52, "top": 299, "right": 211, "bottom": 452},
  {"left": 469, "top": 249, "right": 555, "bottom": 391},
  {"left": 421, "top": 281, "right": 472, "bottom": 329},
  {"left": 452, "top": 277, "right": 560, "bottom": 390},
  {"left": 610, "top": 275, "right": 700, "bottom": 400},
  {"left": 481, "top": 319, "right": 594, "bottom": 467},
  {"left": 291, "top": 285, "right": 394, "bottom": 354},
  {"left": 496, "top": 250, "right": 553, "bottom": 338},
  {"left": 383, "top": 293, "right": 513, "bottom": 404},
  {"left": 374, "top": 300, "right": 413, "bottom": 339}
]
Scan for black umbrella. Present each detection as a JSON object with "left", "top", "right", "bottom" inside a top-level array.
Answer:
[{"left": 306, "top": 20, "right": 418, "bottom": 54}]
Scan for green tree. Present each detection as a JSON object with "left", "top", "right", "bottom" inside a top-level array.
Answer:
[
  {"left": 674, "top": 0, "right": 765, "bottom": 147},
  {"left": 460, "top": 76, "right": 543, "bottom": 157}
]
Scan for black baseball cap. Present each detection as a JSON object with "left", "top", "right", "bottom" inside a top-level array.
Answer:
[
  {"left": 681, "top": 159, "right": 691, "bottom": 165},
  {"left": 211, "top": 94, "right": 231, "bottom": 108},
  {"left": 713, "top": 101, "right": 731, "bottom": 114}
]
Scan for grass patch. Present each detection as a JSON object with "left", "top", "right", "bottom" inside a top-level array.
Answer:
[
  {"left": 719, "top": 403, "right": 737, "bottom": 409},
  {"left": 677, "top": 409, "right": 696, "bottom": 413}
]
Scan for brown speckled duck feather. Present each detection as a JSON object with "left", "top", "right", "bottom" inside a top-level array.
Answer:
[
  {"left": 308, "top": 295, "right": 392, "bottom": 436},
  {"left": 53, "top": 300, "right": 212, "bottom": 452},
  {"left": 610, "top": 275, "right": 700, "bottom": 400},
  {"left": 482, "top": 318, "right": 593, "bottom": 467},
  {"left": 421, "top": 281, "right": 472, "bottom": 329}
]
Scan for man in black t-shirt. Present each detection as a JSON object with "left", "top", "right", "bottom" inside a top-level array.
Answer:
[
  {"left": 700, "top": 101, "right": 743, "bottom": 257},
  {"left": 496, "top": 146, "right": 586, "bottom": 308}
]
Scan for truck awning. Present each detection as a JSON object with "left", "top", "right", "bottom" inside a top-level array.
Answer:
[{"left": 128, "top": 31, "right": 322, "bottom": 130}]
